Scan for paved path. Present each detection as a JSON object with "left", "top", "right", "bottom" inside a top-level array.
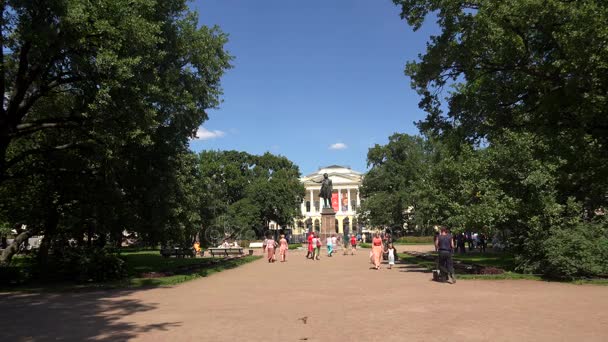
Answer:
[{"left": 1, "top": 245, "right": 607, "bottom": 341}]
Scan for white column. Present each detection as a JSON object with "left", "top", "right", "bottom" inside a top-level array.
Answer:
[
  {"left": 338, "top": 188, "right": 342, "bottom": 213},
  {"left": 347, "top": 188, "right": 352, "bottom": 213},
  {"left": 310, "top": 189, "right": 314, "bottom": 213},
  {"left": 356, "top": 189, "right": 361, "bottom": 207}
]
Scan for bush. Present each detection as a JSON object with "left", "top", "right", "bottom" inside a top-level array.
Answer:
[
  {"left": 288, "top": 243, "right": 301, "bottom": 250},
  {"left": 539, "top": 221, "right": 608, "bottom": 280},
  {"left": 45, "top": 247, "right": 128, "bottom": 282},
  {"left": 0, "top": 266, "right": 32, "bottom": 286},
  {"left": 359, "top": 243, "right": 371, "bottom": 248},
  {"left": 395, "top": 236, "right": 434, "bottom": 244}
]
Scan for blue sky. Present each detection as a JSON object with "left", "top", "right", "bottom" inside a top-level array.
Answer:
[{"left": 189, "top": 0, "right": 439, "bottom": 175}]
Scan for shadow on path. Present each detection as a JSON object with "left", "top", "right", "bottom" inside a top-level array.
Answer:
[
  {"left": 0, "top": 289, "right": 179, "bottom": 341},
  {"left": 397, "top": 265, "right": 432, "bottom": 273}
]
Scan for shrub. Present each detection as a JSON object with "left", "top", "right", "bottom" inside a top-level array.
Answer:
[
  {"left": 0, "top": 266, "right": 32, "bottom": 286},
  {"left": 395, "top": 236, "right": 434, "bottom": 244},
  {"left": 359, "top": 243, "right": 371, "bottom": 248},
  {"left": 45, "top": 247, "right": 128, "bottom": 282},
  {"left": 288, "top": 243, "right": 301, "bottom": 250},
  {"left": 539, "top": 221, "right": 608, "bottom": 280}
]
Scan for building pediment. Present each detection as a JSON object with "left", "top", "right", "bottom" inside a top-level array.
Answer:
[{"left": 302, "top": 173, "right": 362, "bottom": 186}]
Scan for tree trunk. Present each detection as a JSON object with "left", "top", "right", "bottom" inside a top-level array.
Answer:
[{"left": 0, "top": 229, "right": 31, "bottom": 266}]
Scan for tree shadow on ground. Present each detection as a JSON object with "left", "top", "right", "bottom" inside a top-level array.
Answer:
[
  {"left": 0, "top": 288, "right": 180, "bottom": 341},
  {"left": 396, "top": 264, "right": 433, "bottom": 273}
]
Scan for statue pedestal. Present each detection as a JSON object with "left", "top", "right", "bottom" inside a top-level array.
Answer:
[{"left": 320, "top": 207, "right": 335, "bottom": 241}]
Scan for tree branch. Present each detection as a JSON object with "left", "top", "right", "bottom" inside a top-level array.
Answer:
[
  {"left": 5, "top": 142, "right": 89, "bottom": 170},
  {"left": 11, "top": 116, "right": 83, "bottom": 138}
]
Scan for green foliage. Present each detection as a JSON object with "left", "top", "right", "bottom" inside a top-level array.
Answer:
[
  {"left": 45, "top": 247, "right": 128, "bottom": 282},
  {"left": 395, "top": 236, "right": 434, "bottom": 244},
  {"left": 288, "top": 243, "right": 301, "bottom": 250},
  {"left": 197, "top": 151, "right": 304, "bottom": 241},
  {"left": 390, "top": 0, "right": 608, "bottom": 279},
  {"left": 0, "top": 0, "right": 232, "bottom": 268},
  {"left": 532, "top": 220, "right": 608, "bottom": 280}
]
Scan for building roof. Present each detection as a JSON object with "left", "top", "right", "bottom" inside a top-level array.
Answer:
[
  {"left": 301, "top": 165, "right": 363, "bottom": 185},
  {"left": 304, "top": 165, "right": 362, "bottom": 178}
]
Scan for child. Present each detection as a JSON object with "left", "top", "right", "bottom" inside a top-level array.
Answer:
[
  {"left": 332, "top": 234, "right": 338, "bottom": 253},
  {"left": 387, "top": 243, "right": 396, "bottom": 269},
  {"left": 265, "top": 236, "right": 277, "bottom": 263},
  {"left": 350, "top": 234, "right": 357, "bottom": 255},
  {"left": 279, "top": 234, "right": 288, "bottom": 262},
  {"left": 326, "top": 235, "right": 333, "bottom": 257}
]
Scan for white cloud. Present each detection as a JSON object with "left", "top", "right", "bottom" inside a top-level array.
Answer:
[
  {"left": 329, "top": 142, "right": 347, "bottom": 150},
  {"left": 193, "top": 127, "right": 225, "bottom": 140}
]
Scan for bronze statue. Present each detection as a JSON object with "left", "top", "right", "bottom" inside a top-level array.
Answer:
[{"left": 312, "top": 173, "right": 333, "bottom": 209}]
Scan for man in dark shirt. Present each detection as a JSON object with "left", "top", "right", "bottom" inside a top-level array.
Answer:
[{"left": 435, "top": 226, "right": 456, "bottom": 284}]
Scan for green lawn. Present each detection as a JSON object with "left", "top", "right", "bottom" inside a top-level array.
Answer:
[
  {"left": 1, "top": 251, "right": 261, "bottom": 291},
  {"left": 121, "top": 250, "right": 219, "bottom": 275},
  {"left": 452, "top": 252, "right": 516, "bottom": 271},
  {"left": 123, "top": 254, "right": 261, "bottom": 287},
  {"left": 397, "top": 253, "right": 607, "bottom": 284}
]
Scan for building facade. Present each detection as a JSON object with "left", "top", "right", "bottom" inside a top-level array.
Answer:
[{"left": 292, "top": 165, "right": 363, "bottom": 236}]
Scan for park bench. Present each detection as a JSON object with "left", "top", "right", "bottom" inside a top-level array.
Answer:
[
  {"left": 160, "top": 247, "right": 195, "bottom": 258},
  {"left": 248, "top": 242, "right": 264, "bottom": 248},
  {"left": 208, "top": 247, "right": 244, "bottom": 258}
]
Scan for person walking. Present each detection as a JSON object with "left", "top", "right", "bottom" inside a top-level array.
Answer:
[
  {"left": 326, "top": 235, "right": 333, "bottom": 257},
  {"left": 265, "top": 235, "right": 277, "bottom": 263},
  {"left": 332, "top": 234, "right": 338, "bottom": 253},
  {"left": 435, "top": 226, "right": 456, "bottom": 283},
  {"left": 350, "top": 234, "right": 357, "bottom": 255},
  {"left": 279, "top": 234, "right": 288, "bottom": 262},
  {"left": 312, "top": 233, "right": 321, "bottom": 260},
  {"left": 387, "top": 243, "right": 397, "bottom": 269},
  {"left": 371, "top": 233, "right": 383, "bottom": 270},
  {"left": 306, "top": 232, "right": 314, "bottom": 259}
]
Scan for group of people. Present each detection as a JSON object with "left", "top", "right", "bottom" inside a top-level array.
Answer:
[
  {"left": 305, "top": 232, "right": 358, "bottom": 260},
  {"left": 369, "top": 233, "right": 397, "bottom": 270},
  {"left": 262, "top": 234, "right": 289, "bottom": 263},
  {"left": 435, "top": 231, "right": 487, "bottom": 254}
]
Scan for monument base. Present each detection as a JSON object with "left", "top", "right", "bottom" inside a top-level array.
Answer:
[{"left": 320, "top": 207, "right": 335, "bottom": 241}]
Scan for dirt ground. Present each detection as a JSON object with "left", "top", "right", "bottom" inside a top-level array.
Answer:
[{"left": 1, "top": 244, "right": 607, "bottom": 342}]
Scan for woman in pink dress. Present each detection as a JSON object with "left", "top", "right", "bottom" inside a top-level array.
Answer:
[
  {"left": 265, "top": 236, "right": 277, "bottom": 263},
  {"left": 372, "top": 233, "right": 383, "bottom": 270},
  {"left": 279, "top": 234, "right": 288, "bottom": 262}
]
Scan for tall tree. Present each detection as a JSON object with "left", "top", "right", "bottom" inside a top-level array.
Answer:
[
  {"left": 393, "top": 0, "right": 608, "bottom": 210},
  {"left": 0, "top": 0, "right": 231, "bottom": 265}
]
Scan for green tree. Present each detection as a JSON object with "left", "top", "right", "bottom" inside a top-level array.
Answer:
[
  {"left": 393, "top": 0, "right": 608, "bottom": 210},
  {"left": 0, "top": 0, "right": 231, "bottom": 265},
  {"left": 393, "top": 0, "right": 608, "bottom": 277},
  {"left": 197, "top": 151, "right": 304, "bottom": 242}
]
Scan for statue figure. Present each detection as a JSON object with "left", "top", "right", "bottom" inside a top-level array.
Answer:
[{"left": 312, "top": 173, "right": 333, "bottom": 209}]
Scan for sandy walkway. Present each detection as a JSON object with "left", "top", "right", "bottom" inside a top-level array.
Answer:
[{"left": 1, "top": 245, "right": 606, "bottom": 341}]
